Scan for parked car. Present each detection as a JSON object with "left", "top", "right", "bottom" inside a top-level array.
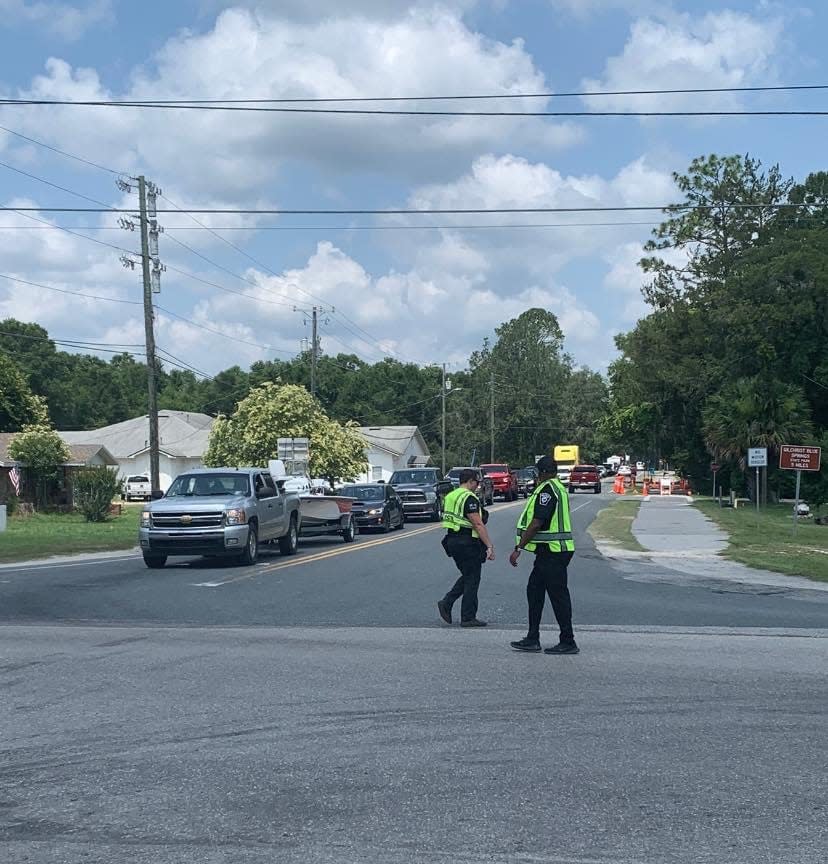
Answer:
[
  {"left": 445, "top": 467, "right": 494, "bottom": 506},
  {"left": 339, "top": 483, "right": 405, "bottom": 532},
  {"left": 569, "top": 465, "right": 602, "bottom": 494},
  {"left": 480, "top": 463, "right": 519, "bottom": 501},
  {"left": 138, "top": 468, "right": 301, "bottom": 568},
  {"left": 515, "top": 467, "right": 538, "bottom": 498},
  {"left": 123, "top": 475, "right": 151, "bottom": 502},
  {"left": 557, "top": 466, "right": 572, "bottom": 485},
  {"left": 388, "top": 468, "right": 453, "bottom": 521}
]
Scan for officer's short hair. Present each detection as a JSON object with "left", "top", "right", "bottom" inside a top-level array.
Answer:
[
  {"left": 536, "top": 456, "right": 557, "bottom": 474},
  {"left": 459, "top": 468, "right": 478, "bottom": 484}
]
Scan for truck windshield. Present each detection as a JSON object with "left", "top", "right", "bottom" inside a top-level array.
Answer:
[
  {"left": 390, "top": 471, "right": 436, "bottom": 484},
  {"left": 166, "top": 474, "right": 250, "bottom": 497}
]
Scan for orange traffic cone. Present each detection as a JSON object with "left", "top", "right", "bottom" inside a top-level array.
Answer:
[{"left": 642, "top": 480, "right": 649, "bottom": 496}]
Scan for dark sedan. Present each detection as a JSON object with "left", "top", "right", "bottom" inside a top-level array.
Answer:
[{"left": 339, "top": 484, "right": 405, "bottom": 532}]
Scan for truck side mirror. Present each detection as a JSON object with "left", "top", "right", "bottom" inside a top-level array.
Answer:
[{"left": 151, "top": 490, "right": 164, "bottom": 500}]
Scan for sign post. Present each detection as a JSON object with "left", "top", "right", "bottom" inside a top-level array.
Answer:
[
  {"left": 747, "top": 448, "right": 767, "bottom": 521},
  {"left": 779, "top": 445, "right": 822, "bottom": 536},
  {"left": 710, "top": 462, "right": 720, "bottom": 501}
]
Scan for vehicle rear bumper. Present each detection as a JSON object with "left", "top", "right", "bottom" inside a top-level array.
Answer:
[{"left": 139, "top": 525, "right": 249, "bottom": 556}]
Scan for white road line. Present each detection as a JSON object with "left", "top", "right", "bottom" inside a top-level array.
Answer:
[{"left": 0, "top": 553, "right": 141, "bottom": 574}]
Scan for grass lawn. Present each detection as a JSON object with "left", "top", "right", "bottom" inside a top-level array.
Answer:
[
  {"left": 0, "top": 507, "right": 141, "bottom": 564},
  {"left": 587, "top": 496, "right": 646, "bottom": 551},
  {"left": 695, "top": 500, "right": 828, "bottom": 583}
]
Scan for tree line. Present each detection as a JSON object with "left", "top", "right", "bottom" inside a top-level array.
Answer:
[{"left": 0, "top": 310, "right": 611, "bottom": 470}]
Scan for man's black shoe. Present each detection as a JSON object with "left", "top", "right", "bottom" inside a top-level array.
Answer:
[
  {"left": 460, "top": 619, "right": 488, "bottom": 628},
  {"left": 544, "top": 641, "right": 579, "bottom": 655},
  {"left": 437, "top": 600, "right": 452, "bottom": 624},
  {"left": 510, "top": 638, "right": 542, "bottom": 652}
]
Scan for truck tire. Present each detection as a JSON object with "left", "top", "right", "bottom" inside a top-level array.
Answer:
[
  {"left": 430, "top": 499, "right": 442, "bottom": 522},
  {"left": 279, "top": 514, "right": 299, "bottom": 556},
  {"left": 143, "top": 554, "right": 167, "bottom": 569},
  {"left": 240, "top": 522, "right": 259, "bottom": 566},
  {"left": 594, "top": 484, "right": 601, "bottom": 494}
]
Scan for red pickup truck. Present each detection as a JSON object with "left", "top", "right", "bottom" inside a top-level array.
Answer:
[
  {"left": 568, "top": 465, "right": 602, "bottom": 494},
  {"left": 480, "top": 463, "right": 518, "bottom": 501}
]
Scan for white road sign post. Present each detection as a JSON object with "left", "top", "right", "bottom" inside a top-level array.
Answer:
[{"left": 747, "top": 448, "right": 767, "bottom": 517}]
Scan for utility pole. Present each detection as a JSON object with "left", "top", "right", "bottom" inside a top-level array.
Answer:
[
  {"left": 489, "top": 372, "right": 495, "bottom": 462},
  {"left": 441, "top": 363, "right": 447, "bottom": 476},
  {"left": 137, "top": 176, "right": 161, "bottom": 494},
  {"left": 294, "top": 305, "right": 332, "bottom": 397}
]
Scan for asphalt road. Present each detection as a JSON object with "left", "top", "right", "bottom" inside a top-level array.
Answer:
[
  {"left": 1, "top": 493, "right": 826, "bottom": 629},
  {"left": 2, "top": 493, "right": 827, "bottom": 862}
]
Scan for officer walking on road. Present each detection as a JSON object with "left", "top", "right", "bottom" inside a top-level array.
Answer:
[
  {"left": 508, "top": 456, "right": 578, "bottom": 654},
  {"left": 437, "top": 469, "right": 495, "bottom": 628}
]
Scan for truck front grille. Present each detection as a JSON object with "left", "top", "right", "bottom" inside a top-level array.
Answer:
[{"left": 151, "top": 512, "right": 224, "bottom": 528}]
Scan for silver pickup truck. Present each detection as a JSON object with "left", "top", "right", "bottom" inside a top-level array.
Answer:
[{"left": 139, "top": 468, "right": 301, "bottom": 569}]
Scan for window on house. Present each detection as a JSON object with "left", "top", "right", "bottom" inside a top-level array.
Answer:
[{"left": 371, "top": 466, "right": 383, "bottom": 481}]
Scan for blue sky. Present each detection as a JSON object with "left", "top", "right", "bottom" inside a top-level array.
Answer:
[{"left": 1, "top": 0, "right": 826, "bottom": 378}]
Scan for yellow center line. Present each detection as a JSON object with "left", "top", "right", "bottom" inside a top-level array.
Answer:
[{"left": 194, "top": 500, "right": 528, "bottom": 588}]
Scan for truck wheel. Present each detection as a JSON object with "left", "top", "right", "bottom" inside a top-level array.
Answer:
[
  {"left": 569, "top": 486, "right": 575, "bottom": 494},
  {"left": 143, "top": 554, "right": 167, "bottom": 569},
  {"left": 279, "top": 514, "right": 299, "bottom": 556},
  {"left": 430, "top": 500, "right": 442, "bottom": 522},
  {"left": 342, "top": 518, "right": 356, "bottom": 543},
  {"left": 594, "top": 484, "right": 601, "bottom": 494},
  {"left": 240, "top": 523, "right": 259, "bottom": 566}
]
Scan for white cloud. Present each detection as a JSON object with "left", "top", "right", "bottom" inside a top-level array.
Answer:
[
  {"left": 582, "top": 10, "right": 783, "bottom": 110},
  {"left": 0, "top": 0, "right": 112, "bottom": 41},
  {"left": 4, "top": 6, "right": 581, "bottom": 198}
]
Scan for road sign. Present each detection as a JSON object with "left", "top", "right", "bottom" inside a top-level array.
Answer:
[
  {"left": 710, "top": 463, "right": 721, "bottom": 473},
  {"left": 779, "top": 445, "right": 821, "bottom": 472},
  {"left": 748, "top": 448, "right": 767, "bottom": 467}
]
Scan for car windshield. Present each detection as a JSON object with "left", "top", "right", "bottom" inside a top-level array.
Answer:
[
  {"left": 166, "top": 473, "right": 250, "bottom": 497},
  {"left": 516, "top": 469, "right": 535, "bottom": 479},
  {"left": 341, "top": 485, "right": 384, "bottom": 501},
  {"left": 390, "top": 470, "right": 436, "bottom": 484},
  {"left": 481, "top": 465, "right": 508, "bottom": 475}
]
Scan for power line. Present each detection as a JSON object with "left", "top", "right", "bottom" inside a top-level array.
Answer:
[
  {"left": 3, "top": 84, "right": 828, "bottom": 109},
  {"left": 0, "top": 124, "right": 120, "bottom": 174},
  {"left": 0, "top": 220, "right": 664, "bottom": 231},
  {"left": 3, "top": 98, "right": 828, "bottom": 117},
  {"left": 0, "top": 272, "right": 142, "bottom": 305},
  {"left": 1, "top": 204, "right": 814, "bottom": 214}
]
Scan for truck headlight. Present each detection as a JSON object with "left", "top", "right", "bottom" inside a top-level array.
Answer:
[
  {"left": 140, "top": 511, "right": 151, "bottom": 527},
  {"left": 225, "top": 508, "right": 247, "bottom": 525},
  {"left": 424, "top": 491, "right": 437, "bottom": 501},
  {"left": 367, "top": 508, "right": 382, "bottom": 515}
]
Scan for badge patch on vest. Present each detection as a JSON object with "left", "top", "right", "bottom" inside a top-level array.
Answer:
[{"left": 539, "top": 492, "right": 552, "bottom": 506}]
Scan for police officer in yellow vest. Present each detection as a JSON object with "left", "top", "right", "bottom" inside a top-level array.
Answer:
[
  {"left": 437, "top": 469, "right": 495, "bottom": 627},
  {"left": 508, "top": 456, "right": 578, "bottom": 654}
]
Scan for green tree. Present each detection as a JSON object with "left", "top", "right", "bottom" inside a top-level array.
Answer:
[
  {"left": 8, "top": 424, "right": 70, "bottom": 509},
  {"left": 204, "top": 383, "right": 367, "bottom": 483},
  {"left": 0, "top": 353, "right": 49, "bottom": 432}
]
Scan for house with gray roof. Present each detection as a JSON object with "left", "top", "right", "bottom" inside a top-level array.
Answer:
[
  {"left": 59, "top": 411, "right": 214, "bottom": 491},
  {"left": 355, "top": 426, "right": 431, "bottom": 483}
]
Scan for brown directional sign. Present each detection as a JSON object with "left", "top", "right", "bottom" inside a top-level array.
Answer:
[
  {"left": 779, "top": 445, "right": 821, "bottom": 472},
  {"left": 710, "top": 463, "right": 721, "bottom": 473}
]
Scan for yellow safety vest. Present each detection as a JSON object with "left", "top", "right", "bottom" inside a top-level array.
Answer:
[
  {"left": 442, "top": 487, "right": 479, "bottom": 539},
  {"left": 516, "top": 478, "right": 574, "bottom": 553}
]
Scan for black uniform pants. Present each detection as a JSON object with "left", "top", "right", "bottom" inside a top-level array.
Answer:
[
  {"left": 442, "top": 536, "right": 483, "bottom": 623},
  {"left": 526, "top": 549, "right": 574, "bottom": 643}
]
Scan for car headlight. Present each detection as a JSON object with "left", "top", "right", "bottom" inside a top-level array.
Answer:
[
  {"left": 225, "top": 508, "right": 247, "bottom": 525},
  {"left": 424, "top": 491, "right": 437, "bottom": 501},
  {"left": 367, "top": 508, "right": 382, "bottom": 515},
  {"left": 140, "top": 511, "right": 151, "bottom": 527}
]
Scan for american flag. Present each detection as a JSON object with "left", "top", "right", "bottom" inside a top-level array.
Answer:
[{"left": 8, "top": 466, "right": 20, "bottom": 495}]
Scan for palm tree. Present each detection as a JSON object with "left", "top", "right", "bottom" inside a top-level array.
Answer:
[{"left": 702, "top": 376, "right": 813, "bottom": 501}]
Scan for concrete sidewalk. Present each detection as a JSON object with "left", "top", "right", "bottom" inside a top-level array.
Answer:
[{"left": 628, "top": 495, "right": 828, "bottom": 593}]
